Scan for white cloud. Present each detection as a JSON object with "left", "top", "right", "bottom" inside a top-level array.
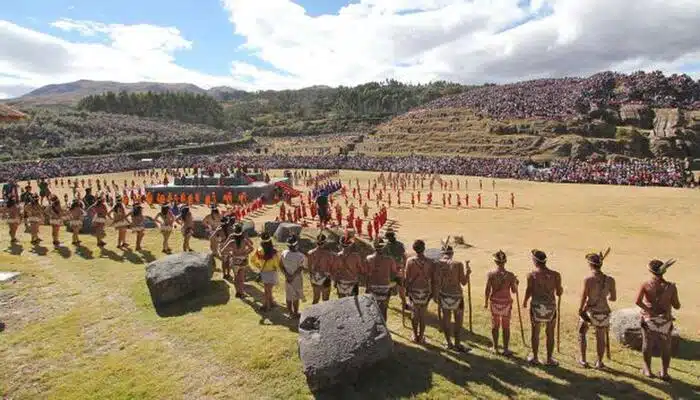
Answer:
[{"left": 1, "top": 0, "right": 700, "bottom": 98}]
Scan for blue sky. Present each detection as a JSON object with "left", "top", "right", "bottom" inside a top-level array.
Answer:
[
  {"left": 4, "top": 0, "right": 351, "bottom": 77},
  {"left": 1, "top": 0, "right": 699, "bottom": 97}
]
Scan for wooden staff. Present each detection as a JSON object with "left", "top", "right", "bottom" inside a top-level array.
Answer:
[
  {"left": 606, "top": 328, "right": 611, "bottom": 360},
  {"left": 556, "top": 294, "right": 562, "bottom": 353},
  {"left": 466, "top": 260, "right": 472, "bottom": 333},
  {"left": 515, "top": 284, "right": 526, "bottom": 347}
]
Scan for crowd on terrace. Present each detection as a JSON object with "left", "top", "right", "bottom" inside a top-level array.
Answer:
[{"left": 1, "top": 154, "right": 695, "bottom": 189}]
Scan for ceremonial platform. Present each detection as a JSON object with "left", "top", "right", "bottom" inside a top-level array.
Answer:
[{"left": 145, "top": 172, "right": 292, "bottom": 203}]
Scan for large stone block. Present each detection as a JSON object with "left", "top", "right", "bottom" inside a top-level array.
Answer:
[
  {"left": 298, "top": 295, "right": 393, "bottom": 391},
  {"left": 145, "top": 252, "right": 214, "bottom": 306},
  {"left": 274, "top": 222, "right": 302, "bottom": 242},
  {"left": 610, "top": 308, "right": 680, "bottom": 356},
  {"left": 263, "top": 221, "right": 282, "bottom": 236}
]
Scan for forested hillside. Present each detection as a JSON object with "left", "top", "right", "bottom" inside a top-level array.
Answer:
[
  {"left": 0, "top": 109, "right": 243, "bottom": 161},
  {"left": 77, "top": 91, "right": 225, "bottom": 127},
  {"left": 70, "top": 80, "right": 468, "bottom": 135}
]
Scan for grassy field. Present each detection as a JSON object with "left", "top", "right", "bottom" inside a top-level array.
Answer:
[{"left": 1, "top": 170, "right": 700, "bottom": 399}]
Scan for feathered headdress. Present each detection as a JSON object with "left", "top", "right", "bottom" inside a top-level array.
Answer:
[
  {"left": 585, "top": 247, "right": 611, "bottom": 267},
  {"left": 649, "top": 259, "right": 676, "bottom": 275},
  {"left": 441, "top": 236, "right": 453, "bottom": 255},
  {"left": 493, "top": 250, "right": 507, "bottom": 264}
]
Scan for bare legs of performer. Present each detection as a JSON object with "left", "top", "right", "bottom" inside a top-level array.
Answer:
[
  {"left": 491, "top": 317, "right": 512, "bottom": 356},
  {"left": 641, "top": 326, "right": 672, "bottom": 380},
  {"left": 530, "top": 320, "right": 557, "bottom": 365},
  {"left": 117, "top": 227, "right": 128, "bottom": 249},
  {"left": 161, "top": 230, "right": 171, "bottom": 253},
  {"left": 579, "top": 323, "right": 606, "bottom": 368},
  {"left": 441, "top": 305, "right": 471, "bottom": 353},
  {"left": 411, "top": 304, "right": 427, "bottom": 344},
  {"left": 312, "top": 284, "right": 330, "bottom": 304}
]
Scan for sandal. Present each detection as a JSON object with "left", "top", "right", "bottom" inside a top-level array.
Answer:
[
  {"left": 445, "top": 342, "right": 455, "bottom": 350},
  {"left": 527, "top": 355, "right": 539, "bottom": 365},
  {"left": 502, "top": 349, "right": 514, "bottom": 357},
  {"left": 544, "top": 359, "right": 559, "bottom": 367},
  {"left": 594, "top": 361, "right": 605, "bottom": 370},
  {"left": 454, "top": 344, "right": 472, "bottom": 353},
  {"left": 578, "top": 360, "right": 590, "bottom": 368},
  {"left": 658, "top": 373, "right": 671, "bottom": 382},
  {"left": 641, "top": 369, "right": 654, "bottom": 378}
]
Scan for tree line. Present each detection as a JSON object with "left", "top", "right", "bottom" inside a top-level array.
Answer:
[
  {"left": 77, "top": 91, "right": 225, "bottom": 127},
  {"left": 75, "top": 80, "right": 470, "bottom": 132}
]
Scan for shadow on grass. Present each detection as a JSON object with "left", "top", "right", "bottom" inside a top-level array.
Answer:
[
  {"left": 31, "top": 243, "right": 48, "bottom": 256},
  {"left": 241, "top": 285, "right": 299, "bottom": 333},
  {"left": 155, "top": 280, "right": 231, "bottom": 318},
  {"left": 74, "top": 245, "right": 94, "bottom": 260},
  {"left": 139, "top": 250, "right": 157, "bottom": 263},
  {"left": 122, "top": 250, "right": 144, "bottom": 264},
  {"left": 675, "top": 337, "right": 700, "bottom": 361},
  {"left": 5, "top": 244, "right": 23, "bottom": 255},
  {"left": 318, "top": 339, "right": 664, "bottom": 400},
  {"left": 54, "top": 245, "right": 72, "bottom": 259},
  {"left": 99, "top": 247, "right": 124, "bottom": 262},
  {"left": 0, "top": 321, "right": 4, "bottom": 332}
]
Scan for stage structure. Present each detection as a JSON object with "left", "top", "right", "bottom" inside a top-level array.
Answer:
[{"left": 145, "top": 171, "right": 294, "bottom": 204}]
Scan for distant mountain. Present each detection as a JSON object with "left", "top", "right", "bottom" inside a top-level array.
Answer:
[{"left": 10, "top": 80, "right": 211, "bottom": 106}]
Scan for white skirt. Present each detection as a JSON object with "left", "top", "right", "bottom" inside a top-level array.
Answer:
[{"left": 260, "top": 270, "right": 278, "bottom": 286}]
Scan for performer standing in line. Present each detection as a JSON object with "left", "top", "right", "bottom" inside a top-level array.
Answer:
[
  {"left": 577, "top": 249, "right": 616, "bottom": 369},
  {"left": 635, "top": 259, "right": 680, "bottom": 381},
  {"left": 485, "top": 250, "right": 518, "bottom": 356},
  {"left": 523, "top": 249, "right": 562, "bottom": 366}
]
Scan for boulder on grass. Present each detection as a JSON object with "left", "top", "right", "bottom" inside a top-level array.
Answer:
[
  {"left": 424, "top": 248, "right": 443, "bottom": 261},
  {"left": 298, "top": 294, "right": 393, "bottom": 392},
  {"left": 264, "top": 221, "right": 282, "bottom": 236},
  {"left": 145, "top": 252, "right": 214, "bottom": 306},
  {"left": 240, "top": 220, "right": 257, "bottom": 237},
  {"left": 610, "top": 308, "right": 680, "bottom": 356},
  {"left": 274, "top": 223, "right": 302, "bottom": 242}
]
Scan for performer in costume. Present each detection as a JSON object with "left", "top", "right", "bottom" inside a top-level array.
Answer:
[
  {"left": 334, "top": 236, "right": 362, "bottom": 298},
  {"left": 435, "top": 242, "right": 471, "bottom": 353},
  {"left": 577, "top": 249, "right": 616, "bottom": 369},
  {"left": 3, "top": 197, "right": 22, "bottom": 244},
  {"left": 280, "top": 235, "right": 307, "bottom": 318},
  {"left": 68, "top": 199, "right": 86, "bottom": 246},
  {"left": 365, "top": 238, "right": 397, "bottom": 321},
  {"left": 109, "top": 196, "right": 131, "bottom": 249},
  {"left": 307, "top": 233, "right": 336, "bottom": 304},
  {"left": 635, "top": 259, "right": 680, "bottom": 381},
  {"left": 130, "top": 203, "right": 145, "bottom": 251},
  {"left": 46, "top": 195, "right": 66, "bottom": 247},
  {"left": 404, "top": 239, "right": 433, "bottom": 344},
  {"left": 154, "top": 204, "right": 175, "bottom": 254},
  {"left": 523, "top": 249, "right": 562, "bottom": 366},
  {"left": 219, "top": 222, "right": 254, "bottom": 298},
  {"left": 249, "top": 232, "right": 281, "bottom": 311},
  {"left": 176, "top": 206, "right": 194, "bottom": 252},
  {"left": 383, "top": 228, "right": 408, "bottom": 310},
  {"left": 485, "top": 250, "right": 518, "bottom": 356}
]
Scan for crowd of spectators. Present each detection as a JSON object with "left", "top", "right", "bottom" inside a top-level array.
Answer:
[
  {"left": 1, "top": 153, "right": 694, "bottom": 189},
  {"left": 424, "top": 71, "right": 700, "bottom": 120}
]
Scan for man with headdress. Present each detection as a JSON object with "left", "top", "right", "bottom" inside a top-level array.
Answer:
[
  {"left": 203, "top": 204, "right": 222, "bottom": 240},
  {"left": 435, "top": 242, "right": 471, "bottom": 352},
  {"left": 383, "top": 228, "right": 408, "bottom": 310},
  {"left": 307, "top": 233, "right": 336, "bottom": 304},
  {"left": 404, "top": 239, "right": 433, "bottom": 343},
  {"left": 635, "top": 259, "right": 680, "bottom": 381},
  {"left": 485, "top": 250, "right": 519, "bottom": 356},
  {"left": 577, "top": 249, "right": 616, "bottom": 369},
  {"left": 365, "top": 238, "right": 398, "bottom": 322},
  {"left": 523, "top": 249, "right": 562, "bottom": 366},
  {"left": 334, "top": 236, "right": 363, "bottom": 298},
  {"left": 24, "top": 193, "right": 44, "bottom": 245},
  {"left": 280, "top": 235, "right": 307, "bottom": 318},
  {"left": 212, "top": 216, "right": 233, "bottom": 278}
]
